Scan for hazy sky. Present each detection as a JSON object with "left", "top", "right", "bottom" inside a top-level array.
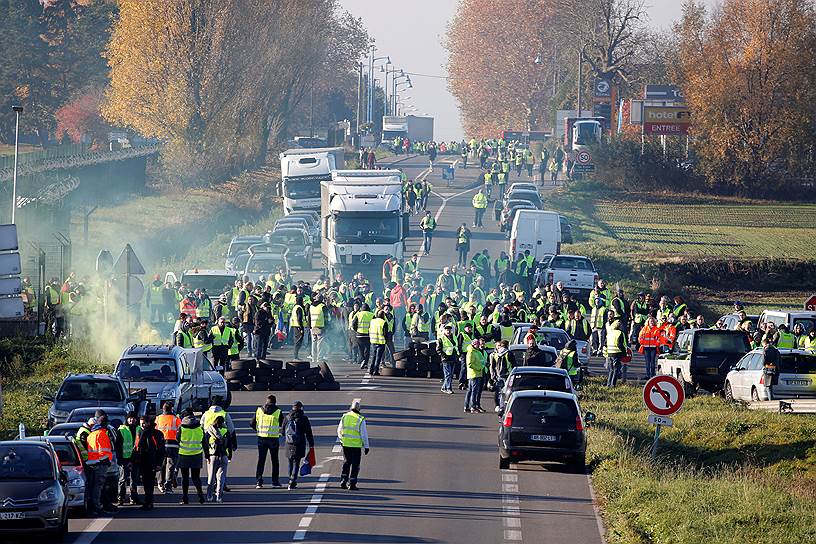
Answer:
[{"left": 338, "top": 1, "right": 718, "bottom": 140}]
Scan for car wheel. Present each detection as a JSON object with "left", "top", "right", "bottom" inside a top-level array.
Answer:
[
  {"left": 571, "top": 455, "right": 586, "bottom": 473},
  {"left": 223, "top": 389, "right": 233, "bottom": 409},
  {"left": 499, "top": 456, "right": 511, "bottom": 470},
  {"left": 751, "top": 387, "right": 760, "bottom": 402},
  {"left": 724, "top": 381, "right": 734, "bottom": 402}
]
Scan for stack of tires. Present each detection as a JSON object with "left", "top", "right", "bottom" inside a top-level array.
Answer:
[
  {"left": 382, "top": 340, "right": 443, "bottom": 379},
  {"left": 224, "top": 359, "right": 340, "bottom": 391}
]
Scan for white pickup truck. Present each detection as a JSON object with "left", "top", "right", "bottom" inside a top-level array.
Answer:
[{"left": 539, "top": 254, "right": 598, "bottom": 303}]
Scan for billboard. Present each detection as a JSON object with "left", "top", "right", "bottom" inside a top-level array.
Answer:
[{"left": 643, "top": 106, "right": 692, "bottom": 135}]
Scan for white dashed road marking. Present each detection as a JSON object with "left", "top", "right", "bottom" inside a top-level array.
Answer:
[{"left": 501, "top": 468, "right": 523, "bottom": 542}]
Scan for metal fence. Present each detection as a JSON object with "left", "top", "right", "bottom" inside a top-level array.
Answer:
[{"left": 0, "top": 143, "right": 91, "bottom": 170}]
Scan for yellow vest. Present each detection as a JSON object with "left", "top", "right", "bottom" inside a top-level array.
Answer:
[
  {"left": 255, "top": 407, "right": 281, "bottom": 438},
  {"left": 355, "top": 311, "right": 374, "bottom": 334},
  {"left": 369, "top": 318, "right": 387, "bottom": 345},
  {"left": 310, "top": 303, "right": 325, "bottom": 328},
  {"left": 340, "top": 411, "right": 364, "bottom": 448}
]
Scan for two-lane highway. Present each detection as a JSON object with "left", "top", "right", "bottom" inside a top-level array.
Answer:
[{"left": 66, "top": 156, "right": 607, "bottom": 544}]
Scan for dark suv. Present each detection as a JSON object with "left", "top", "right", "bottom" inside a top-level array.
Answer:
[
  {"left": 658, "top": 329, "right": 751, "bottom": 394},
  {"left": 0, "top": 441, "right": 69, "bottom": 539},
  {"left": 45, "top": 374, "right": 133, "bottom": 428},
  {"left": 499, "top": 390, "right": 593, "bottom": 471}
]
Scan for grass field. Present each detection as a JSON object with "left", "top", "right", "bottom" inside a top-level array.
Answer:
[{"left": 582, "top": 378, "right": 816, "bottom": 544}]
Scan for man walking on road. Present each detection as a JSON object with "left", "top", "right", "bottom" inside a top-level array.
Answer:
[
  {"left": 603, "top": 321, "right": 627, "bottom": 387},
  {"left": 456, "top": 224, "right": 472, "bottom": 267},
  {"left": 419, "top": 211, "right": 437, "bottom": 255},
  {"left": 134, "top": 415, "right": 165, "bottom": 511},
  {"left": 251, "top": 394, "right": 282, "bottom": 489},
  {"left": 282, "top": 401, "right": 315, "bottom": 490},
  {"left": 472, "top": 188, "right": 488, "bottom": 227},
  {"left": 156, "top": 402, "right": 181, "bottom": 494},
  {"left": 338, "top": 400, "right": 369, "bottom": 491},
  {"left": 205, "top": 415, "right": 231, "bottom": 502}
]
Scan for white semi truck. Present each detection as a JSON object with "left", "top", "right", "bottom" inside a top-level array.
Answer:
[
  {"left": 279, "top": 147, "right": 345, "bottom": 214},
  {"left": 381, "top": 115, "right": 434, "bottom": 145},
  {"left": 320, "top": 170, "right": 406, "bottom": 284}
]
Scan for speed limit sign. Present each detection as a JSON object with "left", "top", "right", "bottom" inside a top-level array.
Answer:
[{"left": 576, "top": 150, "right": 592, "bottom": 164}]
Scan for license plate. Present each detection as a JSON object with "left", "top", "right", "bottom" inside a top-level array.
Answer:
[
  {"left": 785, "top": 379, "right": 811, "bottom": 386},
  {"left": 530, "top": 434, "right": 558, "bottom": 442},
  {"left": 0, "top": 512, "right": 24, "bottom": 520}
]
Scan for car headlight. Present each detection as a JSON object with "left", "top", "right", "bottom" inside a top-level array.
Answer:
[
  {"left": 69, "top": 477, "right": 84, "bottom": 487},
  {"left": 38, "top": 484, "right": 61, "bottom": 503},
  {"left": 50, "top": 409, "right": 70, "bottom": 419}
]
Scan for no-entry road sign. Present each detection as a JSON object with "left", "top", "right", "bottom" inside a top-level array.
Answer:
[{"left": 643, "top": 375, "right": 685, "bottom": 416}]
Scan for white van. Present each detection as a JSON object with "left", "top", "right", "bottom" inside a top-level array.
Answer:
[{"left": 510, "top": 210, "right": 561, "bottom": 260}]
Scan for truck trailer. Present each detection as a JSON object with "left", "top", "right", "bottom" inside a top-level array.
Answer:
[
  {"left": 320, "top": 170, "right": 406, "bottom": 285},
  {"left": 381, "top": 115, "right": 434, "bottom": 145},
  {"left": 280, "top": 147, "right": 345, "bottom": 214}
]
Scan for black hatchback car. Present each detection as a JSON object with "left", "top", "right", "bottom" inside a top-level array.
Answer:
[
  {"left": 499, "top": 390, "right": 593, "bottom": 471},
  {"left": 0, "top": 440, "right": 69, "bottom": 539}
]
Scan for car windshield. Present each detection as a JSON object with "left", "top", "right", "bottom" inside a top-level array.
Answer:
[
  {"left": 549, "top": 256, "right": 594, "bottom": 270},
  {"left": 67, "top": 410, "right": 127, "bottom": 428},
  {"left": 266, "top": 231, "right": 307, "bottom": 247},
  {"left": 117, "top": 358, "right": 178, "bottom": 382},
  {"left": 333, "top": 213, "right": 400, "bottom": 244},
  {"left": 779, "top": 354, "right": 816, "bottom": 374},
  {"left": 507, "top": 192, "right": 541, "bottom": 204},
  {"left": 49, "top": 442, "right": 79, "bottom": 466},
  {"left": 246, "top": 257, "right": 286, "bottom": 274},
  {"left": 228, "top": 241, "right": 259, "bottom": 258},
  {"left": 0, "top": 446, "right": 54, "bottom": 480},
  {"left": 233, "top": 253, "right": 250, "bottom": 271},
  {"left": 695, "top": 333, "right": 750, "bottom": 354},
  {"left": 57, "top": 379, "right": 124, "bottom": 402},
  {"left": 511, "top": 374, "right": 570, "bottom": 393},
  {"left": 180, "top": 274, "right": 235, "bottom": 295},
  {"left": 510, "top": 397, "right": 577, "bottom": 426}
]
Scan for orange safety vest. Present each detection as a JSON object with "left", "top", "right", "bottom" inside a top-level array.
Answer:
[
  {"left": 180, "top": 299, "right": 197, "bottom": 316},
  {"left": 87, "top": 429, "right": 113, "bottom": 463},
  {"left": 156, "top": 414, "right": 181, "bottom": 442},
  {"left": 638, "top": 325, "right": 661, "bottom": 352},
  {"left": 658, "top": 324, "right": 677, "bottom": 349}
]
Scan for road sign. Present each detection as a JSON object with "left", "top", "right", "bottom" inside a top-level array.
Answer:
[
  {"left": 647, "top": 414, "right": 673, "bottom": 427},
  {"left": 576, "top": 150, "right": 592, "bottom": 164},
  {"left": 805, "top": 294, "right": 816, "bottom": 311},
  {"left": 643, "top": 375, "right": 685, "bottom": 416},
  {"left": 112, "top": 244, "right": 145, "bottom": 275},
  {"left": 571, "top": 164, "right": 595, "bottom": 173},
  {"left": 644, "top": 84, "right": 683, "bottom": 102}
]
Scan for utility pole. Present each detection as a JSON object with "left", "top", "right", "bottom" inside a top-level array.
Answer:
[
  {"left": 356, "top": 62, "right": 362, "bottom": 136},
  {"left": 577, "top": 50, "right": 584, "bottom": 118},
  {"left": 11, "top": 106, "right": 23, "bottom": 224}
]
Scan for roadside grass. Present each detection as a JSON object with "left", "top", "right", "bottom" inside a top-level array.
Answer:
[
  {"left": 0, "top": 339, "right": 110, "bottom": 439},
  {"left": 582, "top": 377, "right": 816, "bottom": 544}
]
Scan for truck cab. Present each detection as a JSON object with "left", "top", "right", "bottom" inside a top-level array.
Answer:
[
  {"left": 115, "top": 345, "right": 230, "bottom": 413},
  {"left": 657, "top": 329, "right": 751, "bottom": 394},
  {"left": 280, "top": 147, "right": 344, "bottom": 214}
]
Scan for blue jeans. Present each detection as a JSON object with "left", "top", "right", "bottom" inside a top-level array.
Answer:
[
  {"left": 493, "top": 378, "right": 505, "bottom": 410},
  {"left": 288, "top": 457, "right": 302, "bottom": 484},
  {"left": 442, "top": 361, "right": 454, "bottom": 391},
  {"left": 465, "top": 376, "right": 483, "bottom": 410},
  {"left": 242, "top": 324, "right": 254, "bottom": 355},
  {"left": 644, "top": 348, "right": 657, "bottom": 378},
  {"left": 370, "top": 344, "right": 386, "bottom": 374},
  {"left": 606, "top": 356, "right": 622, "bottom": 387},
  {"left": 253, "top": 333, "right": 269, "bottom": 359}
]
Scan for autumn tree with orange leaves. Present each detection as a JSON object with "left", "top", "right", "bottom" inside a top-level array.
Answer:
[{"left": 675, "top": 0, "right": 816, "bottom": 192}]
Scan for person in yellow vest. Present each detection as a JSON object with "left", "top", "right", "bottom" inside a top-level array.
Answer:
[
  {"left": 352, "top": 303, "right": 375, "bottom": 369},
  {"left": 437, "top": 323, "right": 461, "bottom": 393},
  {"left": 251, "top": 394, "right": 282, "bottom": 489},
  {"left": 117, "top": 411, "right": 141, "bottom": 506},
  {"left": 204, "top": 415, "right": 231, "bottom": 503},
  {"left": 471, "top": 188, "right": 488, "bottom": 227},
  {"left": 337, "top": 399, "right": 369, "bottom": 491},
  {"left": 309, "top": 296, "right": 327, "bottom": 362},
  {"left": 800, "top": 328, "right": 816, "bottom": 352},
  {"left": 210, "top": 317, "right": 233, "bottom": 373},
  {"left": 147, "top": 274, "right": 165, "bottom": 325},
  {"left": 603, "top": 320, "right": 628, "bottom": 387},
  {"left": 177, "top": 407, "right": 206, "bottom": 504},
  {"left": 464, "top": 337, "right": 487, "bottom": 413},
  {"left": 419, "top": 211, "right": 437, "bottom": 255},
  {"left": 156, "top": 402, "right": 182, "bottom": 494},
  {"left": 228, "top": 316, "right": 243, "bottom": 360},
  {"left": 290, "top": 296, "right": 307, "bottom": 359},
  {"left": 369, "top": 310, "right": 388, "bottom": 375}
]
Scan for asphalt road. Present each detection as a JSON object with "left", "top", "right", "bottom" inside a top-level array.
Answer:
[{"left": 63, "top": 155, "right": 607, "bottom": 544}]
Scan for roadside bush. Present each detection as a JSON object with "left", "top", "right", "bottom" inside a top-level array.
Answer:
[{"left": 592, "top": 138, "right": 705, "bottom": 192}]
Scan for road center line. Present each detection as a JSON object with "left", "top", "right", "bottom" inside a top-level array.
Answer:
[
  {"left": 292, "top": 472, "right": 332, "bottom": 542},
  {"left": 501, "top": 468, "right": 523, "bottom": 543}
]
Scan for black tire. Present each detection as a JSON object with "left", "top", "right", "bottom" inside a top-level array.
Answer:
[
  {"left": 231, "top": 359, "right": 257, "bottom": 371},
  {"left": 293, "top": 382, "right": 317, "bottom": 391},
  {"left": 297, "top": 366, "right": 321, "bottom": 378},
  {"left": 419, "top": 348, "right": 433, "bottom": 357},
  {"left": 499, "top": 457, "right": 511, "bottom": 470},
  {"left": 245, "top": 382, "right": 267, "bottom": 392},
  {"left": 227, "top": 380, "right": 242, "bottom": 391},
  {"left": 395, "top": 360, "right": 417, "bottom": 371},
  {"left": 224, "top": 369, "right": 248, "bottom": 380},
  {"left": 239, "top": 375, "right": 253, "bottom": 385},
  {"left": 260, "top": 359, "right": 284, "bottom": 370},
  {"left": 253, "top": 366, "right": 273, "bottom": 377},
  {"left": 571, "top": 455, "right": 587, "bottom": 473},
  {"left": 405, "top": 369, "right": 424, "bottom": 378},
  {"left": 751, "top": 387, "right": 760, "bottom": 402},
  {"left": 279, "top": 368, "right": 296, "bottom": 379},
  {"left": 269, "top": 383, "right": 294, "bottom": 391},
  {"left": 317, "top": 381, "right": 341, "bottom": 391},
  {"left": 394, "top": 350, "right": 409, "bottom": 361},
  {"left": 724, "top": 381, "right": 734, "bottom": 402},
  {"left": 380, "top": 367, "right": 406, "bottom": 377},
  {"left": 318, "top": 362, "right": 335, "bottom": 382},
  {"left": 304, "top": 374, "right": 322, "bottom": 385},
  {"left": 286, "top": 361, "right": 311, "bottom": 372}
]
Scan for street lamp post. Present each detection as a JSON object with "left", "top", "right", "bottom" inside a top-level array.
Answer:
[{"left": 11, "top": 105, "right": 23, "bottom": 224}]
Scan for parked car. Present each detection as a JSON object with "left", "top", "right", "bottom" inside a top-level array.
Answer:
[
  {"left": 25, "top": 436, "right": 86, "bottom": 512},
  {"left": 498, "top": 367, "right": 575, "bottom": 414},
  {"left": 541, "top": 255, "right": 598, "bottom": 303},
  {"left": 66, "top": 407, "right": 128, "bottom": 428},
  {"left": 225, "top": 235, "right": 264, "bottom": 271},
  {"left": 44, "top": 374, "right": 135, "bottom": 429},
  {"left": 724, "top": 348, "right": 816, "bottom": 402},
  {"left": 243, "top": 248, "right": 291, "bottom": 285},
  {"left": 284, "top": 211, "right": 320, "bottom": 240},
  {"left": 511, "top": 325, "right": 589, "bottom": 366},
  {"left": 507, "top": 344, "right": 559, "bottom": 369},
  {"left": 718, "top": 312, "right": 758, "bottom": 331},
  {"left": 274, "top": 217, "right": 318, "bottom": 243},
  {"left": 758, "top": 310, "right": 816, "bottom": 334},
  {"left": 506, "top": 182, "right": 538, "bottom": 194},
  {"left": 658, "top": 329, "right": 751, "bottom": 394},
  {"left": 503, "top": 189, "right": 543, "bottom": 209},
  {"left": 498, "top": 390, "right": 593, "bottom": 471},
  {"left": 264, "top": 229, "right": 313, "bottom": 269},
  {"left": 115, "top": 345, "right": 230, "bottom": 413},
  {"left": 0, "top": 440, "right": 69, "bottom": 539}
]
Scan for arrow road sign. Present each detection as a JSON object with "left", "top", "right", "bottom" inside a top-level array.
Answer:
[{"left": 643, "top": 375, "right": 685, "bottom": 416}]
